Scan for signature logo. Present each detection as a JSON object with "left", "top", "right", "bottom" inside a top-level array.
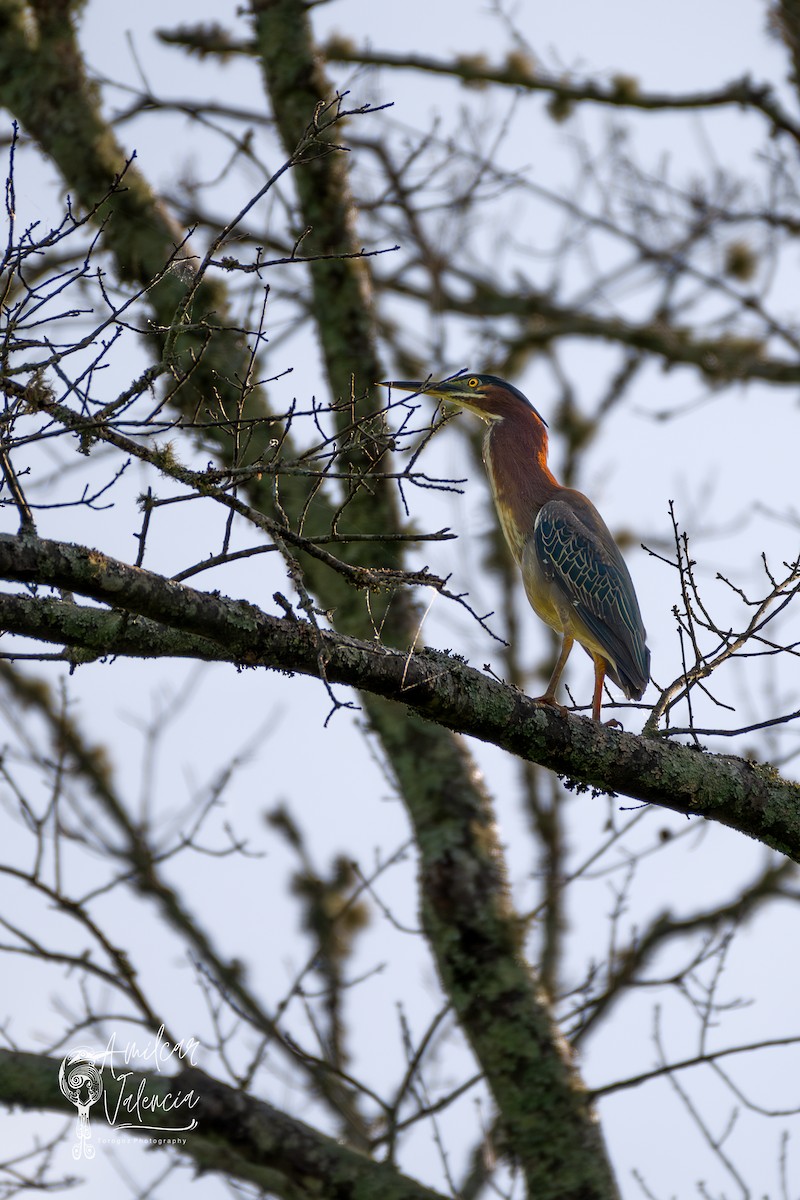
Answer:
[
  {"left": 58, "top": 1026, "right": 200, "bottom": 1157},
  {"left": 58, "top": 1048, "right": 103, "bottom": 1160}
]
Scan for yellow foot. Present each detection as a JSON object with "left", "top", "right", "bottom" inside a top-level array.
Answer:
[{"left": 532, "top": 693, "right": 568, "bottom": 715}]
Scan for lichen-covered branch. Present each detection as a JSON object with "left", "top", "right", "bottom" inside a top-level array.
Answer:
[
  {"left": 0, "top": 1050, "right": 448, "bottom": 1200},
  {"left": 387, "top": 276, "right": 793, "bottom": 385},
  {"left": 1, "top": 533, "right": 799, "bottom": 864},
  {"left": 156, "top": 23, "right": 800, "bottom": 147}
]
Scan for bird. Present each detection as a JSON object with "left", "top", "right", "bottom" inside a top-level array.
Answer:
[{"left": 383, "top": 374, "right": 650, "bottom": 722}]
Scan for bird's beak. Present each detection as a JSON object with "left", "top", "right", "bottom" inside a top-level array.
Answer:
[
  {"left": 381, "top": 380, "right": 460, "bottom": 402},
  {"left": 380, "top": 380, "right": 425, "bottom": 393},
  {"left": 381, "top": 378, "right": 499, "bottom": 425}
]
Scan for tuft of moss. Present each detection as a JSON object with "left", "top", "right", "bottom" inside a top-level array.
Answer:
[
  {"left": 611, "top": 73, "right": 640, "bottom": 101},
  {"left": 23, "top": 371, "right": 55, "bottom": 409},
  {"left": 324, "top": 33, "right": 357, "bottom": 59},
  {"left": 457, "top": 54, "right": 490, "bottom": 89},
  {"left": 152, "top": 441, "right": 178, "bottom": 472},
  {"left": 724, "top": 239, "right": 758, "bottom": 282},
  {"left": 546, "top": 91, "right": 575, "bottom": 123},
  {"left": 505, "top": 50, "right": 536, "bottom": 80}
]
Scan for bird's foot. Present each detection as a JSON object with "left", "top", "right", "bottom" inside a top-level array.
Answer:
[{"left": 531, "top": 692, "right": 568, "bottom": 715}]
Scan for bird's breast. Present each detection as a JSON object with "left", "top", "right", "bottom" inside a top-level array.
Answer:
[
  {"left": 520, "top": 542, "right": 570, "bottom": 634},
  {"left": 482, "top": 425, "right": 534, "bottom": 563}
]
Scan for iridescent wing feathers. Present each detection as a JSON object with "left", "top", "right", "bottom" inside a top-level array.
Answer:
[{"left": 532, "top": 495, "right": 650, "bottom": 699}]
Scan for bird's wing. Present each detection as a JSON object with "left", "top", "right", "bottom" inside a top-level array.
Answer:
[{"left": 531, "top": 495, "right": 650, "bottom": 698}]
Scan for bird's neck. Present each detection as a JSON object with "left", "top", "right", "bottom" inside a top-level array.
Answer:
[{"left": 484, "top": 412, "right": 560, "bottom": 559}]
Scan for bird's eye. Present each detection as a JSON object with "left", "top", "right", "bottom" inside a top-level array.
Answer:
[{"left": 468, "top": 377, "right": 479, "bottom": 388}]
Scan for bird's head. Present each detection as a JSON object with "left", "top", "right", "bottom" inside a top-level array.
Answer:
[{"left": 382, "top": 374, "right": 547, "bottom": 428}]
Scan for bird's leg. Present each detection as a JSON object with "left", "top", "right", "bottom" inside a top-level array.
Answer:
[
  {"left": 591, "top": 656, "right": 621, "bottom": 726},
  {"left": 533, "top": 634, "right": 573, "bottom": 709},
  {"left": 591, "top": 656, "right": 606, "bottom": 722}
]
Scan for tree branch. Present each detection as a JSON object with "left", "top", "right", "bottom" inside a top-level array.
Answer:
[
  {"left": 319, "top": 43, "right": 800, "bottom": 145},
  {"left": 156, "top": 24, "right": 800, "bottom": 147},
  {"left": 388, "top": 275, "right": 793, "bottom": 385},
  {"left": 1, "top": 533, "right": 799, "bottom": 862},
  {"left": 0, "top": 1050, "right": 448, "bottom": 1200}
]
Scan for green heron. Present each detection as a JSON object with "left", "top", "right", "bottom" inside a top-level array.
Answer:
[{"left": 384, "top": 374, "right": 650, "bottom": 721}]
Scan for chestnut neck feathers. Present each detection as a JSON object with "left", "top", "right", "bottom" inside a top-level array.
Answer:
[{"left": 483, "top": 404, "right": 560, "bottom": 562}]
